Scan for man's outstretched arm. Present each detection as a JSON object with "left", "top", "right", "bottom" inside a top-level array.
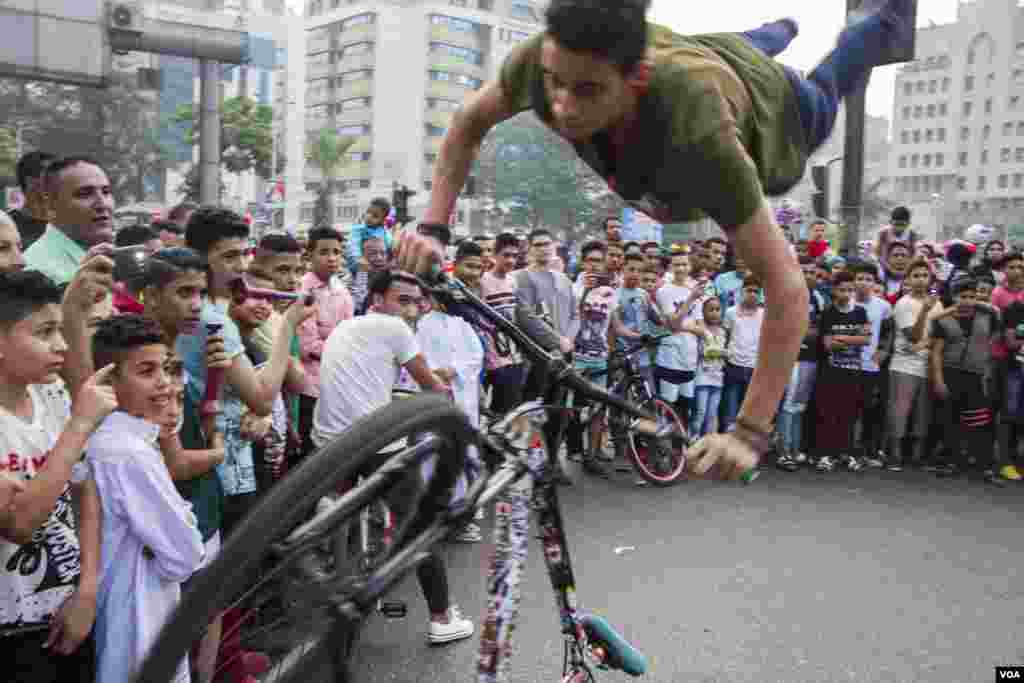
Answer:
[
  {"left": 422, "top": 81, "right": 517, "bottom": 224},
  {"left": 731, "top": 201, "right": 809, "bottom": 434}
]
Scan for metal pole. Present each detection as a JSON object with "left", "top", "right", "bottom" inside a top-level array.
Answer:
[
  {"left": 199, "top": 58, "right": 221, "bottom": 205},
  {"left": 840, "top": 78, "right": 868, "bottom": 258}
]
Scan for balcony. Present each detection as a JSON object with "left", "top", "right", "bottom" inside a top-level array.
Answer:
[
  {"left": 425, "top": 108, "right": 454, "bottom": 129},
  {"left": 429, "top": 24, "right": 480, "bottom": 50},
  {"left": 337, "top": 159, "right": 373, "bottom": 180},
  {"left": 337, "top": 78, "right": 373, "bottom": 99},
  {"left": 307, "top": 62, "right": 332, "bottom": 80},
  {"left": 336, "top": 107, "right": 373, "bottom": 126},
  {"left": 427, "top": 54, "right": 484, "bottom": 79},
  {"left": 340, "top": 22, "right": 376, "bottom": 42},
  {"left": 307, "top": 36, "right": 330, "bottom": 55},
  {"left": 426, "top": 79, "right": 473, "bottom": 100},
  {"left": 336, "top": 53, "right": 376, "bottom": 72},
  {"left": 306, "top": 88, "right": 331, "bottom": 106}
]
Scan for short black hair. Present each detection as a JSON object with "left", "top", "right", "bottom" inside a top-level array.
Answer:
[
  {"left": 495, "top": 232, "right": 519, "bottom": 254},
  {"left": 115, "top": 224, "right": 159, "bottom": 248},
  {"left": 257, "top": 232, "right": 302, "bottom": 255},
  {"left": 623, "top": 253, "right": 645, "bottom": 266},
  {"left": 832, "top": 271, "right": 856, "bottom": 287},
  {"left": 142, "top": 247, "right": 207, "bottom": 290},
  {"left": 472, "top": 233, "right": 495, "bottom": 243},
  {"left": 887, "top": 240, "right": 911, "bottom": 256},
  {"left": 528, "top": 228, "right": 552, "bottom": 244},
  {"left": 545, "top": 0, "right": 650, "bottom": 73},
  {"left": 798, "top": 255, "right": 815, "bottom": 267},
  {"left": 705, "top": 236, "right": 728, "bottom": 249},
  {"left": 152, "top": 219, "right": 183, "bottom": 236},
  {"left": 1001, "top": 251, "right": 1024, "bottom": 268},
  {"left": 167, "top": 202, "right": 199, "bottom": 223},
  {"left": 185, "top": 206, "right": 250, "bottom": 255},
  {"left": 307, "top": 226, "right": 344, "bottom": 251},
  {"left": 43, "top": 156, "right": 104, "bottom": 193},
  {"left": 952, "top": 277, "right": 978, "bottom": 296},
  {"left": 367, "top": 269, "right": 420, "bottom": 300},
  {"left": 580, "top": 239, "right": 606, "bottom": 260},
  {"left": 623, "top": 241, "right": 642, "bottom": 254},
  {"left": 368, "top": 197, "right": 391, "bottom": 214},
  {"left": 0, "top": 270, "right": 62, "bottom": 329},
  {"left": 849, "top": 262, "right": 879, "bottom": 280},
  {"left": 16, "top": 151, "right": 55, "bottom": 193},
  {"left": 92, "top": 314, "right": 165, "bottom": 371},
  {"left": 742, "top": 275, "right": 762, "bottom": 289},
  {"left": 641, "top": 241, "right": 660, "bottom": 251},
  {"left": 455, "top": 240, "right": 483, "bottom": 261},
  {"left": 891, "top": 206, "right": 911, "bottom": 223}
]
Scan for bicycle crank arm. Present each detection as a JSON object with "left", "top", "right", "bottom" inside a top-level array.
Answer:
[{"left": 578, "top": 614, "right": 647, "bottom": 676}]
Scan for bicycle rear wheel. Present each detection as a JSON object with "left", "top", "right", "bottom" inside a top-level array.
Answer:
[
  {"left": 626, "top": 395, "right": 689, "bottom": 486},
  {"left": 137, "top": 394, "right": 476, "bottom": 683}
]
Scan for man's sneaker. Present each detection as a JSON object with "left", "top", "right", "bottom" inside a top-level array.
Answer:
[
  {"left": 816, "top": 455, "right": 836, "bottom": 472},
  {"left": 886, "top": 460, "right": 904, "bottom": 472},
  {"left": 428, "top": 606, "right": 474, "bottom": 644},
  {"left": 567, "top": 451, "right": 583, "bottom": 463},
  {"left": 452, "top": 523, "right": 482, "bottom": 543},
  {"left": 1000, "top": 464, "right": 1023, "bottom": 481},
  {"left": 794, "top": 451, "right": 809, "bottom": 466},
  {"left": 845, "top": 455, "right": 864, "bottom": 472},
  {"left": 934, "top": 463, "right": 959, "bottom": 478},
  {"left": 776, "top": 452, "right": 800, "bottom": 472},
  {"left": 582, "top": 457, "right": 609, "bottom": 478},
  {"left": 983, "top": 469, "right": 1007, "bottom": 487},
  {"left": 864, "top": 455, "right": 885, "bottom": 469}
]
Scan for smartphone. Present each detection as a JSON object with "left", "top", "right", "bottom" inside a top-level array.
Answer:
[
  {"left": 111, "top": 245, "right": 149, "bottom": 283},
  {"left": 593, "top": 273, "right": 613, "bottom": 287}
]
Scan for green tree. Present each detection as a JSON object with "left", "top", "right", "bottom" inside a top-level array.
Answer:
[
  {"left": 475, "top": 113, "right": 612, "bottom": 236},
  {"left": 175, "top": 164, "right": 226, "bottom": 203},
  {"left": 0, "top": 128, "right": 16, "bottom": 182},
  {"left": 173, "top": 96, "right": 274, "bottom": 178},
  {"left": 306, "top": 129, "right": 355, "bottom": 228}
]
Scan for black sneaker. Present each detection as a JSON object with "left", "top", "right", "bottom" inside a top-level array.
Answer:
[
  {"left": 934, "top": 463, "right": 959, "bottom": 478},
  {"left": 886, "top": 460, "right": 904, "bottom": 472},
  {"left": 581, "top": 458, "right": 609, "bottom": 478},
  {"left": 776, "top": 452, "right": 800, "bottom": 472}
]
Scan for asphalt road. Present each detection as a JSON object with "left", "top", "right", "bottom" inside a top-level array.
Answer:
[{"left": 347, "top": 463, "right": 1024, "bottom": 683}]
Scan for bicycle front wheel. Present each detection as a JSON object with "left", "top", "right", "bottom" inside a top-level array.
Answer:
[
  {"left": 137, "top": 393, "right": 476, "bottom": 683},
  {"left": 626, "top": 396, "right": 689, "bottom": 486}
]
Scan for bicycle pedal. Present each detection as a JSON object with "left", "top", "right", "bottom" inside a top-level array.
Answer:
[{"left": 378, "top": 600, "right": 408, "bottom": 619}]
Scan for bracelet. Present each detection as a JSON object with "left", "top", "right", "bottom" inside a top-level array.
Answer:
[
  {"left": 417, "top": 222, "right": 452, "bottom": 247},
  {"left": 727, "top": 417, "right": 773, "bottom": 456}
]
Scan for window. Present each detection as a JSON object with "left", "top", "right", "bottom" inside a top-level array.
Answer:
[
  {"left": 923, "top": 153, "right": 932, "bottom": 167},
  {"left": 903, "top": 82, "right": 913, "bottom": 96},
  {"left": 308, "top": 0, "right": 323, "bottom": 16},
  {"left": 336, "top": 124, "right": 370, "bottom": 136},
  {"left": 939, "top": 102, "right": 948, "bottom": 115},
  {"left": 916, "top": 81, "right": 925, "bottom": 93},
  {"left": 927, "top": 104, "right": 935, "bottom": 118},
  {"left": 981, "top": 149, "right": 989, "bottom": 164},
  {"left": 308, "top": 26, "right": 330, "bottom": 41},
  {"left": 968, "top": 48, "right": 976, "bottom": 65},
  {"left": 901, "top": 131, "right": 909, "bottom": 144},
  {"left": 1012, "top": 96, "right": 1020, "bottom": 109},
  {"left": 510, "top": 1, "right": 537, "bottom": 20},
  {"left": 306, "top": 104, "right": 330, "bottom": 121},
  {"left": 914, "top": 105, "right": 922, "bottom": 118},
  {"left": 425, "top": 152, "right": 438, "bottom": 163},
  {"left": 925, "top": 129, "right": 933, "bottom": 142},
  {"left": 987, "top": 73, "right": 996, "bottom": 88},
  {"left": 339, "top": 96, "right": 371, "bottom": 110},
  {"left": 337, "top": 41, "right": 374, "bottom": 58},
  {"left": 501, "top": 29, "right": 530, "bottom": 43},
  {"left": 478, "top": 0, "right": 493, "bottom": 9},
  {"left": 424, "top": 180, "right": 433, "bottom": 191},
  {"left": 425, "top": 124, "right": 447, "bottom": 136},
  {"left": 1014, "top": 173, "right": 1023, "bottom": 188},
  {"left": 984, "top": 124, "right": 991, "bottom": 140},
  {"left": 911, "top": 154, "right": 919, "bottom": 167},
  {"left": 912, "top": 176, "right": 921, "bottom": 192},
  {"left": 342, "top": 13, "right": 375, "bottom": 29},
  {"left": 942, "top": 77, "right": 951, "bottom": 92},
  {"left": 999, "top": 174, "right": 1009, "bottom": 189},
  {"left": 1005, "top": 122, "right": 1014, "bottom": 136},
  {"left": 913, "top": 130, "right": 921, "bottom": 143},
  {"left": 1016, "top": 69, "right": 1024, "bottom": 83},
  {"left": 899, "top": 155, "right": 907, "bottom": 168},
  {"left": 426, "top": 97, "right": 460, "bottom": 111},
  {"left": 337, "top": 69, "right": 373, "bottom": 83},
  {"left": 960, "top": 151, "right": 968, "bottom": 166},
  {"left": 929, "top": 79, "right": 937, "bottom": 93},
  {"left": 429, "top": 42, "right": 484, "bottom": 65},
  {"left": 301, "top": 204, "right": 314, "bottom": 221},
  {"left": 1017, "top": 148, "right": 1024, "bottom": 162},
  {"left": 428, "top": 70, "right": 482, "bottom": 88},
  {"left": 961, "top": 201, "right": 970, "bottom": 212},
  {"left": 965, "top": 75, "right": 975, "bottom": 91},
  {"left": 963, "top": 101, "right": 973, "bottom": 117},
  {"left": 938, "top": 128, "right": 946, "bottom": 142},
  {"left": 449, "top": 0, "right": 468, "bottom": 6},
  {"left": 1019, "top": 122, "right": 1024, "bottom": 136},
  {"left": 1002, "top": 147, "right": 1012, "bottom": 162},
  {"left": 902, "top": 106, "right": 911, "bottom": 120},
  {"left": 958, "top": 176, "right": 967, "bottom": 190},
  {"left": 974, "top": 201, "right": 982, "bottom": 211},
  {"left": 985, "top": 98, "right": 993, "bottom": 115},
  {"left": 349, "top": 152, "right": 370, "bottom": 161},
  {"left": 337, "top": 206, "right": 359, "bottom": 220},
  {"left": 978, "top": 175, "right": 987, "bottom": 190},
  {"left": 936, "top": 153, "right": 944, "bottom": 166},
  {"left": 1017, "top": 41, "right": 1024, "bottom": 58},
  {"left": 923, "top": 176, "right": 931, "bottom": 191},
  {"left": 430, "top": 14, "right": 476, "bottom": 33},
  {"left": 961, "top": 126, "right": 970, "bottom": 141}
]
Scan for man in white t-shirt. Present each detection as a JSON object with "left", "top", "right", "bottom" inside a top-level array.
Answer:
[
  {"left": 851, "top": 262, "right": 893, "bottom": 469},
  {"left": 887, "top": 258, "right": 941, "bottom": 470},
  {"left": 313, "top": 270, "right": 474, "bottom": 644}
]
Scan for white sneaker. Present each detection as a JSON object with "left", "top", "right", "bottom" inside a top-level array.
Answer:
[{"left": 428, "top": 606, "right": 475, "bottom": 644}]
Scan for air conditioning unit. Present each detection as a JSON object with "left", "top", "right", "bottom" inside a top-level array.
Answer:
[{"left": 109, "top": 1, "right": 144, "bottom": 32}]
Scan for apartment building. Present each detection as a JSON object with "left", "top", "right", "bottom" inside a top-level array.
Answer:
[{"left": 301, "top": 0, "right": 545, "bottom": 235}]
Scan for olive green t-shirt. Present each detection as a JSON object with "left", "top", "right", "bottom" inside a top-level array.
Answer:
[{"left": 499, "top": 24, "right": 808, "bottom": 229}]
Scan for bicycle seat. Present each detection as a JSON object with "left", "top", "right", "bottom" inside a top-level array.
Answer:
[{"left": 579, "top": 613, "right": 647, "bottom": 676}]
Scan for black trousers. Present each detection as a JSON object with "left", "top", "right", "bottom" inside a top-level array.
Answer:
[
  {"left": 1, "top": 630, "right": 95, "bottom": 683},
  {"left": 939, "top": 368, "right": 995, "bottom": 470}
]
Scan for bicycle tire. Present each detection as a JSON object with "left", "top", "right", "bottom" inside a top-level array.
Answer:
[
  {"left": 137, "top": 393, "right": 476, "bottom": 683},
  {"left": 626, "top": 394, "right": 689, "bottom": 487}
]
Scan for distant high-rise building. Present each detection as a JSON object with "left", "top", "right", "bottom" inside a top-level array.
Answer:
[
  {"left": 301, "top": 0, "right": 545, "bottom": 235},
  {"left": 886, "top": 0, "right": 1024, "bottom": 240}
]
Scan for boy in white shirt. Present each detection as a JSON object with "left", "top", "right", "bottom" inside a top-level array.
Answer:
[
  {"left": 0, "top": 271, "right": 116, "bottom": 683},
  {"left": 88, "top": 315, "right": 205, "bottom": 683}
]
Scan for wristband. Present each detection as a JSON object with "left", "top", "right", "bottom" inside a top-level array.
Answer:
[
  {"left": 417, "top": 222, "right": 452, "bottom": 247},
  {"left": 727, "top": 416, "right": 773, "bottom": 457}
]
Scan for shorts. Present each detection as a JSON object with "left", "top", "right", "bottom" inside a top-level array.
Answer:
[{"left": 655, "top": 366, "right": 695, "bottom": 403}]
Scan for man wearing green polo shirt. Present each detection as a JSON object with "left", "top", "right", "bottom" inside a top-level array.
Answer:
[
  {"left": 25, "top": 157, "right": 115, "bottom": 286},
  {"left": 399, "top": 0, "right": 914, "bottom": 477}
]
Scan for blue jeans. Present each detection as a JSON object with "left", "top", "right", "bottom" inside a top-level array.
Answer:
[
  {"left": 721, "top": 364, "right": 754, "bottom": 432},
  {"left": 743, "top": 11, "right": 901, "bottom": 151},
  {"left": 692, "top": 385, "right": 723, "bottom": 438}
]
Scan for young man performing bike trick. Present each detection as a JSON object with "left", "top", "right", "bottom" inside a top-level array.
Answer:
[{"left": 398, "top": 0, "right": 913, "bottom": 477}]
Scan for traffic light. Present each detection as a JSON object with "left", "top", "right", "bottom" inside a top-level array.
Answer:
[
  {"left": 811, "top": 164, "right": 829, "bottom": 221},
  {"left": 846, "top": 0, "right": 916, "bottom": 66},
  {"left": 392, "top": 184, "right": 417, "bottom": 225}
]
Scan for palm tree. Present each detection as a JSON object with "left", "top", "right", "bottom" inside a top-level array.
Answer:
[{"left": 306, "top": 129, "right": 355, "bottom": 228}]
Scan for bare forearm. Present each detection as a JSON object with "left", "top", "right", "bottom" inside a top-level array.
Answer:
[
  {"left": 61, "top": 316, "right": 93, "bottom": 399},
  {"left": 425, "top": 125, "right": 484, "bottom": 224},
  {"left": 74, "top": 479, "right": 101, "bottom": 599},
  {"left": 161, "top": 436, "right": 220, "bottom": 481}
]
